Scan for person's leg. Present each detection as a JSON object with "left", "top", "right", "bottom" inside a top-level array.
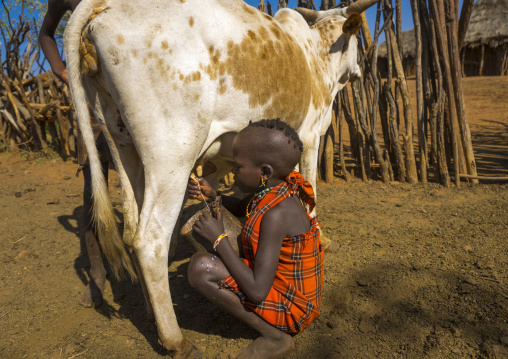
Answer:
[
  {"left": 188, "top": 253, "right": 294, "bottom": 359},
  {"left": 79, "top": 162, "right": 108, "bottom": 308}
]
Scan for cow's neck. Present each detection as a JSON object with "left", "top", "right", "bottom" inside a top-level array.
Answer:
[{"left": 307, "top": 18, "right": 354, "bottom": 114}]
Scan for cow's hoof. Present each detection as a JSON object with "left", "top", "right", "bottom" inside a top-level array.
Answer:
[
  {"left": 172, "top": 338, "right": 204, "bottom": 359},
  {"left": 321, "top": 235, "right": 338, "bottom": 253}
]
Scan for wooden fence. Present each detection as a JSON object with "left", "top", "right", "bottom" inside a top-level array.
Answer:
[{"left": 1, "top": 0, "right": 479, "bottom": 187}]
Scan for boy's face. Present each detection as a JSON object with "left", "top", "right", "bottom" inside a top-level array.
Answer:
[{"left": 231, "top": 136, "right": 262, "bottom": 193}]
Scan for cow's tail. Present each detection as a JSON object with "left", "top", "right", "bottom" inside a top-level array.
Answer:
[{"left": 64, "top": 0, "right": 137, "bottom": 281}]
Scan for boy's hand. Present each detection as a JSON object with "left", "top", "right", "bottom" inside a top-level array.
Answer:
[
  {"left": 187, "top": 176, "right": 217, "bottom": 202},
  {"left": 59, "top": 68, "right": 69, "bottom": 86},
  {"left": 192, "top": 209, "right": 225, "bottom": 243}
]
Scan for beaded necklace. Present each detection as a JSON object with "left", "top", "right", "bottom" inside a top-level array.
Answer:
[{"left": 245, "top": 186, "right": 273, "bottom": 218}]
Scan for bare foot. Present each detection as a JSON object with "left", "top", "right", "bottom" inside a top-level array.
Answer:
[
  {"left": 321, "top": 234, "right": 339, "bottom": 253},
  {"left": 78, "top": 272, "right": 105, "bottom": 308},
  {"left": 230, "top": 334, "right": 294, "bottom": 359}
]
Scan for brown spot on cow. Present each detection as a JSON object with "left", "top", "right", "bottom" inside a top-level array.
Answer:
[
  {"left": 191, "top": 71, "right": 201, "bottom": 81},
  {"left": 203, "top": 26, "right": 314, "bottom": 128},
  {"left": 147, "top": 52, "right": 153, "bottom": 59},
  {"left": 194, "top": 93, "right": 200, "bottom": 101},
  {"left": 270, "top": 24, "right": 282, "bottom": 39},
  {"left": 131, "top": 49, "right": 138, "bottom": 57},
  {"left": 189, "top": 17, "right": 194, "bottom": 27},
  {"left": 161, "top": 40, "right": 169, "bottom": 50},
  {"left": 116, "top": 34, "right": 125, "bottom": 44},
  {"left": 218, "top": 77, "right": 227, "bottom": 95}
]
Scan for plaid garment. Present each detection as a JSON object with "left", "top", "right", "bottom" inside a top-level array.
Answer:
[{"left": 219, "top": 171, "right": 324, "bottom": 333}]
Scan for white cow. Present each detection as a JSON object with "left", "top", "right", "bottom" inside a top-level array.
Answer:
[{"left": 64, "top": 0, "right": 378, "bottom": 355}]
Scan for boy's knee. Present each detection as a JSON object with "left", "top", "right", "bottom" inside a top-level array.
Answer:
[{"left": 187, "top": 252, "right": 211, "bottom": 288}]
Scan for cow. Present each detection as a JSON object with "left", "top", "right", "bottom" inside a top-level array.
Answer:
[{"left": 64, "top": 0, "right": 378, "bottom": 356}]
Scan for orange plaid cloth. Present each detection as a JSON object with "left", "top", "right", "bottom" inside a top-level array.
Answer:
[{"left": 219, "top": 171, "right": 324, "bottom": 333}]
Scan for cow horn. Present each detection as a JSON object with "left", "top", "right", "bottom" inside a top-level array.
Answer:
[
  {"left": 334, "top": 0, "right": 380, "bottom": 17},
  {"left": 293, "top": 7, "right": 320, "bottom": 24}
]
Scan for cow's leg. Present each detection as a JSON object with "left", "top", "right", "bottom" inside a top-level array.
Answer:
[
  {"left": 300, "top": 134, "right": 333, "bottom": 251},
  {"left": 85, "top": 84, "right": 159, "bottom": 330},
  {"left": 132, "top": 152, "right": 201, "bottom": 355}
]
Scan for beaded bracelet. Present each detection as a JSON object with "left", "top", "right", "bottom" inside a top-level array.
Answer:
[{"left": 213, "top": 233, "right": 228, "bottom": 251}]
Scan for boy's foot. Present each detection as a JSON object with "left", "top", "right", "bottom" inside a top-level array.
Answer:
[
  {"left": 230, "top": 333, "right": 294, "bottom": 359},
  {"left": 78, "top": 275, "right": 105, "bottom": 308}
]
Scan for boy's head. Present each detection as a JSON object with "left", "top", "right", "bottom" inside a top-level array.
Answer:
[{"left": 233, "top": 119, "right": 303, "bottom": 181}]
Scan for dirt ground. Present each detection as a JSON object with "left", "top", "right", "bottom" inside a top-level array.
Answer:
[{"left": 1, "top": 76, "right": 507, "bottom": 359}]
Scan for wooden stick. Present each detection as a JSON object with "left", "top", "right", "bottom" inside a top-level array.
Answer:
[
  {"left": 385, "top": 25, "right": 418, "bottom": 183},
  {"left": 429, "top": 0, "right": 459, "bottom": 186},
  {"left": 337, "top": 95, "right": 350, "bottom": 181},
  {"left": 411, "top": 0, "right": 427, "bottom": 183},
  {"left": 425, "top": 2, "right": 450, "bottom": 187},
  {"left": 445, "top": 0, "right": 478, "bottom": 182},
  {"left": 457, "top": 0, "right": 475, "bottom": 51},
  {"left": 367, "top": 3, "right": 390, "bottom": 182},
  {"left": 459, "top": 174, "right": 508, "bottom": 181}
]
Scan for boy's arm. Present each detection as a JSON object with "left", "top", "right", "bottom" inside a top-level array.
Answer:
[
  {"left": 197, "top": 207, "right": 287, "bottom": 304},
  {"left": 39, "top": 0, "right": 70, "bottom": 85},
  {"left": 188, "top": 176, "right": 245, "bottom": 216}
]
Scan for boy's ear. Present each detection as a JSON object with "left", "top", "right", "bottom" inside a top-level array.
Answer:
[{"left": 261, "top": 164, "right": 273, "bottom": 179}]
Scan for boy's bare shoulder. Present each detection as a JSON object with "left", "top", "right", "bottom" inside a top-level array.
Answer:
[{"left": 262, "top": 196, "right": 310, "bottom": 237}]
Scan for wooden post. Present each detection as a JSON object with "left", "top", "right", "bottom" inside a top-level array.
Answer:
[
  {"left": 395, "top": 0, "right": 403, "bottom": 60},
  {"left": 411, "top": 0, "right": 427, "bottom": 183},
  {"left": 479, "top": 44, "right": 484, "bottom": 76},
  {"left": 457, "top": 0, "right": 475, "bottom": 51},
  {"left": 424, "top": 0, "right": 450, "bottom": 186},
  {"left": 323, "top": 125, "right": 335, "bottom": 183},
  {"left": 385, "top": 25, "right": 418, "bottom": 183},
  {"left": 367, "top": 2, "right": 390, "bottom": 182},
  {"left": 419, "top": 0, "right": 433, "bottom": 179},
  {"left": 258, "top": 0, "right": 267, "bottom": 13},
  {"left": 341, "top": 87, "right": 364, "bottom": 179},
  {"left": 429, "top": 0, "right": 459, "bottom": 186},
  {"left": 445, "top": 0, "right": 478, "bottom": 182},
  {"left": 351, "top": 80, "right": 372, "bottom": 180},
  {"left": 337, "top": 95, "right": 351, "bottom": 181},
  {"left": 318, "top": 134, "right": 325, "bottom": 180}
]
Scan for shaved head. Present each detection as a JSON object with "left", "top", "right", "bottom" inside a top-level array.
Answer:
[{"left": 234, "top": 119, "right": 302, "bottom": 178}]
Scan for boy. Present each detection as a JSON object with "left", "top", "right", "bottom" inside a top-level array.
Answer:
[
  {"left": 187, "top": 119, "right": 324, "bottom": 359},
  {"left": 39, "top": 0, "right": 111, "bottom": 308}
]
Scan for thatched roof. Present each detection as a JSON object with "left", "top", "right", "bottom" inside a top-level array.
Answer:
[
  {"left": 377, "top": 29, "right": 416, "bottom": 59},
  {"left": 463, "top": 0, "right": 508, "bottom": 48},
  {"left": 378, "top": 0, "right": 508, "bottom": 59}
]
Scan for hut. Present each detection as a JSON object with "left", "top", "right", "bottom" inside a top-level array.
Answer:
[
  {"left": 377, "top": 29, "right": 416, "bottom": 78},
  {"left": 377, "top": 0, "right": 508, "bottom": 77},
  {"left": 461, "top": 0, "right": 508, "bottom": 76}
]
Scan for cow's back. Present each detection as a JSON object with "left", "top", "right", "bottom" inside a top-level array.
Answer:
[{"left": 85, "top": 0, "right": 314, "bottom": 133}]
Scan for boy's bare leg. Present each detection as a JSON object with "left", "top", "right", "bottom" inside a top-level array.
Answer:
[
  {"left": 188, "top": 253, "right": 294, "bottom": 359},
  {"left": 79, "top": 164, "right": 107, "bottom": 308}
]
